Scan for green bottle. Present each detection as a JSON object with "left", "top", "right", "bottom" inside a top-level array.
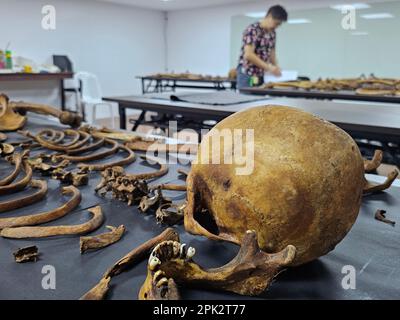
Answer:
[{"left": 5, "top": 50, "right": 13, "bottom": 69}]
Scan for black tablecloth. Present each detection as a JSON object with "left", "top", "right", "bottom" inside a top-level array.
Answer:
[{"left": 0, "top": 115, "right": 399, "bottom": 300}]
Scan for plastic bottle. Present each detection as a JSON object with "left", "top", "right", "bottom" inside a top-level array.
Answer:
[
  {"left": 5, "top": 50, "right": 13, "bottom": 69},
  {"left": 0, "top": 50, "right": 5, "bottom": 69}
]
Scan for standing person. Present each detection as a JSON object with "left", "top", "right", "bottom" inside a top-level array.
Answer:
[{"left": 237, "top": 5, "right": 288, "bottom": 90}]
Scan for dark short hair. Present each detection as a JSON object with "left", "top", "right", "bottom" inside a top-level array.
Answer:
[{"left": 267, "top": 5, "right": 288, "bottom": 21}]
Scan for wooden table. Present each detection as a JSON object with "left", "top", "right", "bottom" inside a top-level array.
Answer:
[{"left": 0, "top": 72, "right": 74, "bottom": 110}]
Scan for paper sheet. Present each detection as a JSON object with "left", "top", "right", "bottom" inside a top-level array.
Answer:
[{"left": 264, "top": 70, "right": 298, "bottom": 83}]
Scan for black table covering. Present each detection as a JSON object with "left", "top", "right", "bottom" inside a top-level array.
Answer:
[{"left": 0, "top": 116, "right": 399, "bottom": 300}]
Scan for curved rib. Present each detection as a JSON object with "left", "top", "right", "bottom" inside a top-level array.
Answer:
[
  {"left": 0, "top": 185, "right": 81, "bottom": 229},
  {"left": 0, "top": 205, "right": 104, "bottom": 239},
  {"left": 66, "top": 137, "right": 105, "bottom": 155},
  {"left": 77, "top": 145, "right": 136, "bottom": 171},
  {"left": 0, "top": 151, "right": 26, "bottom": 186},
  {"left": 38, "top": 129, "right": 66, "bottom": 144},
  {"left": 0, "top": 160, "right": 33, "bottom": 195},
  {"left": 21, "top": 130, "right": 91, "bottom": 151},
  {"left": 55, "top": 139, "right": 118, "bottom": 162},
  {"left": 126, "top": 155, "right": 168, "bottom": 180},
  {"left": 0, "top": 180, "right": 48, "bottom": 213},
  {"left": 37, "top": 130, "right": 90, "bottom": 150}
]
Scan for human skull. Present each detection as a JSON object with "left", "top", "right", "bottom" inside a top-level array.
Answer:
[{"left": 184, "top": 105, "right": 365, "bottom": 266}]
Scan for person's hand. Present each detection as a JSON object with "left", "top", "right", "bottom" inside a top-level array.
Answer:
[{"left": 269, "top": 65, "right": 282, "bottom": 77}]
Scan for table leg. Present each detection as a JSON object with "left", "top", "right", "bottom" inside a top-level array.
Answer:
[
  {"left": 60, "top": 80, "right": 66, "bottom": 111},
  {"left": 119, "top": 104, "right": 127, "bottom": 130},
  {"left": 132, "top": 110, "right": 146, "bottom": 131}
]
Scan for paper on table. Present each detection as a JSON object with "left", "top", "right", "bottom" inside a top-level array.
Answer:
[{"left": 264, "top": 70, "right": 298, "bottom": 83}]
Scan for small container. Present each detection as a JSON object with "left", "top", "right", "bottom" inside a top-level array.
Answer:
[
  {"left": 5, "top": 50, "right": 13, "bottom": 69},
  {"left": 0, "top": 50, "right": 5, "bottom": 69}
]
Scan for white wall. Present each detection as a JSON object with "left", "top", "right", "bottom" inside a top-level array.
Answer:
[
  {"left": 0, "top": 0, "right": 166, "bottom": 118},
  {"left": 166, "top": 0, "right": 393, "bottom": 77}
]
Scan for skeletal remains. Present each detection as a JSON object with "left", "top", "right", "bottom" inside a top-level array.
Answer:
[
  {"left": 184, "top": 105, "right": 397, "bottom": 270},
  {"left": 0, "top": 186, "right": 81, "bottom": 229},
  {"left": 95, "top": 157, "right": 187, "bottom": 224},
  {"left": 140, "top": 230, "right": 295, "bottom": 299},
  {"left": 0, "top": 94, "right": 82, "bottom": 131},
  {"left": 13, "top": 246, "right": 39, "bottom": 263},
  {"left": 1, "top": 100, "right": 398, "bottom": 299},
  {"left": 262, "top": 75, "right": 400, "bottom": 96},
  {"left": 80, "top": 225, "right": 126, "bottom": 254},
  {"left": 80, "top": 228, "right": 179, "bottom": 300},
  {"left": 0, "top": 205, "right": 103, "bottom": 239}
]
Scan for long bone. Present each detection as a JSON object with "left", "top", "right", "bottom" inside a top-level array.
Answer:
[{"left": 80, "top": 228, "right": 179, "bottom": 300}]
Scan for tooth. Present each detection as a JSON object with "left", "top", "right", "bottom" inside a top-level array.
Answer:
[
  {"left": 186, "top": 247, "right": 196, "bottom": 259},
  {"left": 172, "top": 242, "right": 180, "bottom": 257},
  {"left": 156, "top": 277, "right": 169, "bottom": 288},
  {"left": 153, "top": 270, "right": 165, "bottom": 282},
  {"left": 180, "top": 244, "right": 187, "bottom": 258},
  {"left": 149, "top": 256, "right": 161, "bottom": 271}
]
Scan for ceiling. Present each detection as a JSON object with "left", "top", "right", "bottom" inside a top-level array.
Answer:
[
  {"left": 97, "top": 0, "right": 256, "bottom": 11},
  {"left": 96, "top": 0, "right": 398, "bottom": 11}
]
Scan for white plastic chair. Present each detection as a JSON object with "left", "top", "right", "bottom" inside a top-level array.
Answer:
[{"left": 74, "top": 71, "right": 115, "bottom": 128}]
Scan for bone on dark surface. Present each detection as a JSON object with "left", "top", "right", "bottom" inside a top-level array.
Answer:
[
  {"left": 38, "top": 129, "right": 66, "bottom": 144},
  {"left": 374, "top": 210, "right": 396, "bottom": 227},
  {"left": 138, "top": 187, "right": 172, "bottom": 214},
  {"left": 28, "top": 157, "right": 70, "bottom": 177},
  {"left": 66, "top": 137, "right": 105, "bottom": 155},
  {"left": 125, "top": 155, "right": 168, "bottom": 181},
  {"left": 80, "top": 225, "right": 126, "bottom": 254},
  {"left": 364, "top": 170, "right": 399, "bottom": 194},
  {"left": 0, "top": 151, "right": 26, "bottom": 186},
  {"left": 10, "top": 101, "right": 82, "bottom": 128},
  {"left": 80, "top": 228, "right": 179, "bottom": 300},
  {"left": 0, "top": 205, "right": 103, "bottom": 239},
  {"left": 364, "top": 150, "right": 383, "bottom": 173},
  {"left": 0, "top": 179, "right": 48, "bottom": 213},
  {"left": 152, "top": 183, "right": 187, "bottom": 191},
  {"left": 0, "top": 160, "right": 33, "bottom": 196},
  {"left": 0, "top": 186, "right": 81, "bottom": 229},
  {"left": 0, "top": 143, "right": 14, "bottom": 157},
  {"left": 77, "top": 145, "right": 136, "bottom": 171},
  {"left": 54, "top": 138, "right": 118, "bottom": 162},
  {"left": 13, "top": 245, "right": 39, "bottom": 263},
  {"left": 155, "top": 202, "right": 186, "bottom": 226},
  {"left": 139, "top": 230, "right": 296, "bottom": 299},
  {"left": 51, "top": 168, "right": 89, "bottom": 187},
  {"left": 20, "top": 130, "right": 90, "bottom": 152},
  {"left": 0, "top": 94, "right": 27, "bottom": 131}
]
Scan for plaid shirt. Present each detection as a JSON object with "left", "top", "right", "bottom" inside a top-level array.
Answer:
[{"left": 238, "top": 22, "right": 276, "bottom": 77}]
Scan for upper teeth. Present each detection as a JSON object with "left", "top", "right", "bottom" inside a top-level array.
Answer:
[{"left": 186, "top": 247, "right": 196, "bottom": 259}]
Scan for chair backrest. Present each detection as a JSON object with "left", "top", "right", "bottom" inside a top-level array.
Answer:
[{"left": 74, "top": 71, "right": 103, "bottom": 103}]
